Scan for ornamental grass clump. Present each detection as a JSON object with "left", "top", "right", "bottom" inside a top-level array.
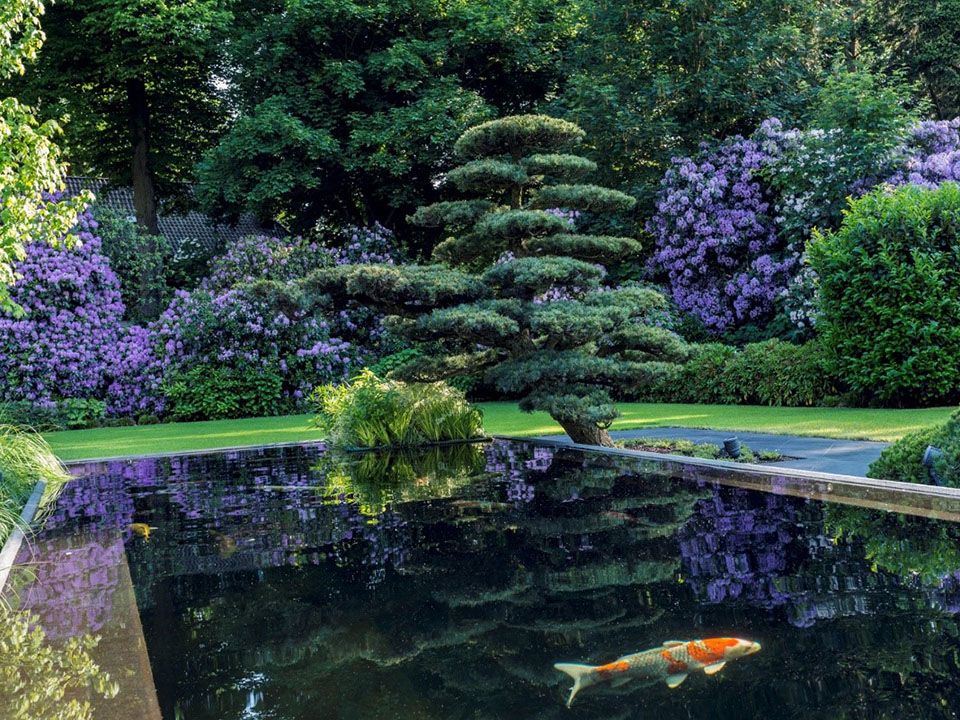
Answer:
[
  {"left": 278, "top": 114, "right": 687, "bottom": 447},
  {"left": 311, "top": 370, "right": 484, "bottom": 449},
  {"left": 0, "top": 424, "right": 72, "bottom": 545}
]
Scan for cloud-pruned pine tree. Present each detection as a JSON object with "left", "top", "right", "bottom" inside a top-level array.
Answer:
[{"left": 286, "top": 115, "right": 687, "bottom": 446}]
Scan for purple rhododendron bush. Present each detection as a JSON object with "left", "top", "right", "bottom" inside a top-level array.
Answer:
[
  {"left": 648, "top": 117, "right": 960, "bottom": 335},
  {"left": 0, "top": 208, "right": 153, "bottom": 415},
  {"left": 0, "top": 211, "right": 401, "bottom": 421}
]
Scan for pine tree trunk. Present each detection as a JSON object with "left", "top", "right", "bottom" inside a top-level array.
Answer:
[
  {"left": 126, "top": 76, "right": 161, "bottom": 318},
  {"left": 555, "top": 417, "right": 614, "bottom": 447}
]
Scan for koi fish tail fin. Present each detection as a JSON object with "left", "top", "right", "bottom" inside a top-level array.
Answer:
[{"left": 554, "top": 663, "right": 596, "bottom": 708}]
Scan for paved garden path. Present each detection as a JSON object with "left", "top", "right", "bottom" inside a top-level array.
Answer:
[{"left": 541, "top": 427, "right": 890, "bottom": 477}]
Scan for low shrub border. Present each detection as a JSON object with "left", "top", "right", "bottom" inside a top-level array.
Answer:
[
  {"left": 634, "top": 339, "right": 843, "bottom": 407},
  {"left": 617, "top": 437, "right": 786, "bottom": 463}
]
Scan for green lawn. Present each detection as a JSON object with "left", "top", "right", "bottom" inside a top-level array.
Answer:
[{"left": 43, "top": 402, "right": 956, "bottom": 462}]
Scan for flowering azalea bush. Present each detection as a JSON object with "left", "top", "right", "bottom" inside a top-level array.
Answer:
[
  {"left": 888, "top": 118, "right": 960, "bottom": 188},
  {"left": 649, "top": 114, "right": 960, "bottom": 336},
  {"left": 0, "top": 209, "right": 147, "bottom": 414},
  {"left": 0, "top": 208, "right": 403, "bottom": 420},
  {"left": 647, "top": 133, "right": 794, "bottom": 332},
  {"left": 156, "top": 287, "right": 366, "bottom": 419}
]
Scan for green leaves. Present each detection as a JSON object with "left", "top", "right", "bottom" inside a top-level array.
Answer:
[
  {"left": 0, "top": 4, "right": 91, "bottom": 313},
  {"left": 0, "top": 607, "right": 117, "bottom": 720},
  {"left": 0, "top": 0, "right": 46, "bottom": 78},
  {"left": 809, "top": 183, "right": 960, "bottom": 405},
  {"left": 311, "top": 369, "right": 483, "bottom": 449}
]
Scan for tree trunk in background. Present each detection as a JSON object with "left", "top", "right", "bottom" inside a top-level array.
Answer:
[
  {"left": 127, "top": 76, "right": 161, "bottom": 317},
  {"left": 127, "top": 77, "right": 159, "bottom": 234},
  {"left": 555, "top": 418, "right": 614, "bottom": 447}
]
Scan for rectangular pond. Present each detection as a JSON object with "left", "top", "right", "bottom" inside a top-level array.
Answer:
[{"left": 9, "top": 439, "right": 960, "bottom": 718}]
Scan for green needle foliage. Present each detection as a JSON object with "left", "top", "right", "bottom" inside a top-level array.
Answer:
[{"left": 286, "top": 115, "right": 687, "bottom": 446}]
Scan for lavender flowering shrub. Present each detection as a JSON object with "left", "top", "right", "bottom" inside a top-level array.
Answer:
[
  {"left": 647, "top": 133, "right": 794, "bottom": 332},
  {"left": 157, "top": 286, "right": 366, "bottom": 419},
  {"left": 0, "top": 214, "right": 403, "bottom": 420},
  {"left": 0, "top": 209, "right": 161, "bottom": 415},
  {"left": 156, "top": 227, "right": 403, "bottom": 419},
  {"left": 206, "top": 225, "right": 401, "bottom": 290},
  {"left": 648, "top": 117, "right": 960, "bottom": 336},
  {"left": 888, "top": 118, "right": 960, "bottom": 188}
]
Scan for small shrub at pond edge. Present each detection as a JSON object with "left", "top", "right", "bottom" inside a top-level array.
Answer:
[
  {"left": 311, "top": 370, "right": 484, "bottom": 449},
  {"left": 868, "top": 408, "right": 960, "bottom": 486}
]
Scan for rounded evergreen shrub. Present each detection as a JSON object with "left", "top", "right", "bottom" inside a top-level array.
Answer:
[
  {"left": 809, "top": 183, "right": 960, "bottom": 406},
  {"left": 868, "top": 409, "right": 960, "bottom": 486}
]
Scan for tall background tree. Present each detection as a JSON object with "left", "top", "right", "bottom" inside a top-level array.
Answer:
[
  {"left": 0, "top": 0, "right": 89, "bottom": 314},
  {"left": 195, "top": 0, "right": 583, "bottom": 239},
  {"left": 550, "top": 0, "right": 852, "bottom": 212},
  {"left": 862, "top": 0, "right": 960, "bottom": 119},
  {"left": 269, "top": 115, "right": 688, "bottom": 445},
  {"left": 11, "top": 0, "right": 232, "bottom": 234}
]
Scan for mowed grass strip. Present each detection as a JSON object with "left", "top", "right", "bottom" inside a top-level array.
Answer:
[{"left": 42, "top": 403, "right": 956, "bottom": 462}]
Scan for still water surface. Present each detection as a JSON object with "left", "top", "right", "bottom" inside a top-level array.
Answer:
[{"left": 14, "top": 441, "right": 960, "bottom": 718}]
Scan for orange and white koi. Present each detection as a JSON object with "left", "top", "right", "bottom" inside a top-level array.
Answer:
[{"left": 554, "top": 637, "right": 761, "bottom": 707}]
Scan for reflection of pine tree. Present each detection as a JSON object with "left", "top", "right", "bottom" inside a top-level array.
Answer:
[
  {"left": 825, "top": 501, "right": 960, "bottom": 583},
  {"left": 60, "top": 442, "right": 708, "bottom": 719}
]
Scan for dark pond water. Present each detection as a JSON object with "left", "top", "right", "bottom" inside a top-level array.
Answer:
[{"left": 12, "top": 440, "right": 960, "bottom": 719}]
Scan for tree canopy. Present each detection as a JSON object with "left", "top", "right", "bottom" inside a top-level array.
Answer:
[
  {"left": 0, "top": 0, "right": 90, "bottom": 314},
  {"left": 194, "top": 0, "right": 583, "bottom": 235},
  {"left": 11, "top": 0, "right": 232, "bottom": 233}
]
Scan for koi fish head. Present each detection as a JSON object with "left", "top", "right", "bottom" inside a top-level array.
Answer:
[{"left": 715, "top": 637, "right": 761, "bottom": 659}]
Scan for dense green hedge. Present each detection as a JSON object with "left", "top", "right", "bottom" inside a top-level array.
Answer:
[
  {"left": 809, "top": 183, "right": 960, "bottom": 407},
  {"left": 635, "top": 339, "right": 839, "bottom": 407}
]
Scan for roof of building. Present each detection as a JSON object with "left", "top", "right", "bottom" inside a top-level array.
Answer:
[{"left": 64, "top": 176, "right": 270, "bottom": 252}]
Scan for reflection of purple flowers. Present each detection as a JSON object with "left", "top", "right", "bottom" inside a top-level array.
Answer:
[
  {"left": 485, "top": 443, "right": 554, "bottom": 505},
  {"left": 17, "top": 532, "right": 125, "bottom": 640}
]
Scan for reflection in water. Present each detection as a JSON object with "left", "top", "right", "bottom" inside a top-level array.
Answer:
[
  {"left": 9, "top": 441, "right": 960, "bottom": 718},
  {"left": 0, "top": 607, "right": 118, "bottom": 720},
  {"left": 825, "top": 501, "right": 960, "bottom": 582}
]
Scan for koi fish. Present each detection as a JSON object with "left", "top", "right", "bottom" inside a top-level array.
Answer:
[
  {"left": 129, "top": 523, "right": 157, "bottom": 540},
  {"left": 555, "top": 637, "right": 761, "bottom": 707},
  {"left": 208, "top": 530, "right": 238, "bottom": 559}
]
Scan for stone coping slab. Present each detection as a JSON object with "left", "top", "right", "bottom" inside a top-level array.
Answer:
[{"left": 500, "top": 435, "right": 960, "bottom": 524}]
